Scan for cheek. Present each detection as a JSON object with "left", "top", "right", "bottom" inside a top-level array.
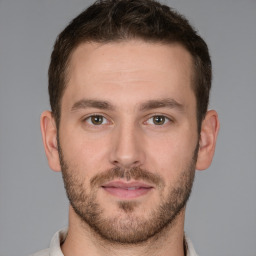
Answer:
[
  {"left": 146, "top": 132, "right": 197, "bottom": 176},
  {"left": 60, "top": 127, "right": 111, "bottom": 172}
]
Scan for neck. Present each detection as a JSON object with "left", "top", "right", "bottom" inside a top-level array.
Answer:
[{"left": 61, "top": 206, "right": 186, "bottom": 256}]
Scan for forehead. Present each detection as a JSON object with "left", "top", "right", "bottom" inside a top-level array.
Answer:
[{"left": 63, "top": 40, "right": 195, "bottom": 111}]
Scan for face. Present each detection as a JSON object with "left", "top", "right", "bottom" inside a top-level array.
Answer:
[{"left": 57, "top": 41, "right": 199, "bottom": 243}]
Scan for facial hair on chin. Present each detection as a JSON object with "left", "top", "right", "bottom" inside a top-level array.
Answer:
[{"left": 58, "top": 143, "right": 198, "bottom": 245}]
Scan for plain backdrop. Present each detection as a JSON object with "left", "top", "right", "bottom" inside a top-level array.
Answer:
[{"left": 0, "top": 1, "right": 256, "bottom": 256}]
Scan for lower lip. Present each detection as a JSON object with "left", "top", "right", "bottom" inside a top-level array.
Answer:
[{"left": 102, "top": 187, "right": 153, "bottom": 199}]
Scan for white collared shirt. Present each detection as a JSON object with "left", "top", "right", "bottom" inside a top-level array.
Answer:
[{"left": 31, "top": 228, "right": 198, "bottom": 256}]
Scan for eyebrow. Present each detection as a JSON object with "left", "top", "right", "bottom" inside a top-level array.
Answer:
[
  {"left": 71, "top": 98, "right": 184, "bottom": 112},
  {"left": 139, "top": 98, "right": 184, "bottom": 112},
  {"left": 71, "top": 99, "right": 115, "bottom": 111}
]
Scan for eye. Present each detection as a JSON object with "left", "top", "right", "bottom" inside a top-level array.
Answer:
[
  {"left": 147, "top": 115, "right": 170, "bottom": 125},
  {"left": 85, "top": 115, "right": 108, "bottom": 125}
]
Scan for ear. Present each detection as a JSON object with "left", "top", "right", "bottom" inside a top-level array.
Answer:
[
  {"left": 196, "top": 110, "right": 220, "bottom": 170},
  {"left": 40, "top": 111, "right": 61, "bottom": 172}
]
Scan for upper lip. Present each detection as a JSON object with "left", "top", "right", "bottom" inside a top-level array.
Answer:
[{"left": 101, "top": 180, "right": 154, "bottom": 189}]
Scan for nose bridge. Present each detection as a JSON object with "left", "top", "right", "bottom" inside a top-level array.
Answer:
[{"left": 110, "top": 119, "right": 145, "bottom": 168}]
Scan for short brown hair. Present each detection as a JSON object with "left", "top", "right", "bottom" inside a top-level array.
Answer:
[{"left": 49, "top": 0, "right": 212, "bottom": 131}]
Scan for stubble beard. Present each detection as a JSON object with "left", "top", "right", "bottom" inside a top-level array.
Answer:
[{"left": 59, "top": 144, "right": 198, "bottom": 245}]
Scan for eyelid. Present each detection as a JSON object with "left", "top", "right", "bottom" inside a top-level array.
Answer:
[
  {"left": 81, "top": 113, "right": 174, "bottom": 126},
  {"left": 82, "top": 113, "right": 113, "bottom": 126},
  {"left": 144, "top": 114, "right": 174, "bottom": 125}
]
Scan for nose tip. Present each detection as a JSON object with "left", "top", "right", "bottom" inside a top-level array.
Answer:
[
  {"left": 111, "top": 145, "right": 144, "bottom": 169},
  {"left": 111, "top": 158, "right": 141, "bottom": 169},
  {"left": 109, "top": 126, "right": 145, "bottom": 169}
]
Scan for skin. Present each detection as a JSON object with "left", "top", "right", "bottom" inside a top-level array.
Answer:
[{"left": 41, "top": 40, "right": 219, "bottom": 256}]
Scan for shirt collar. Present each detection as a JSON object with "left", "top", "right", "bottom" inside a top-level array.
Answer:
[{"left": 49, "top": 228, "right": 198, "bottom": 256}]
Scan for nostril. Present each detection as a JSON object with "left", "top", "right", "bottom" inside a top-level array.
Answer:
[
  {"left": 109, "top": 132, "right": 146, "bottom": 169},
  {"left": 111, "top": 159, "right": 142, "bottom": 169}
]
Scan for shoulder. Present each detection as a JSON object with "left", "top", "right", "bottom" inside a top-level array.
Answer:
[
  {"left": 29, "top": 248, "right": 50, "bottom": 256},
  {"left": 186, "top": 237, "right": 199, "bottom": 256},
  {"left": 29, "top": 228, "right": 67, "bottom": 256}
]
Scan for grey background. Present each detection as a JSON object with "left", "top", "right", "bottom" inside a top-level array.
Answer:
[{"left": 0, "top": 0, "right": 255, "bottom": 255}]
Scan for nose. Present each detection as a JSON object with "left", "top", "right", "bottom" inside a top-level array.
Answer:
[{"left": 109, "top": 123, "right": 146, "bottom": 169}]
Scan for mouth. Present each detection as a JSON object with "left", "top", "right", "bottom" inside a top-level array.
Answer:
[{"left": 101, "top": 181, "right": 154, "bottom": 199}]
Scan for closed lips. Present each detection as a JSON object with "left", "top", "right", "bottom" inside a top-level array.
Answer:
[
  {"left": 101, "top": 181, "right": 154, "bottom": 199},
  {"left": 101, "top": 181, "right": 154, "bottom": 189}
]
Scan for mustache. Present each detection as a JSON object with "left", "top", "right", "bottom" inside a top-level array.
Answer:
[{"left": 90, "top": 167, "right": 164, "bottom": 188}]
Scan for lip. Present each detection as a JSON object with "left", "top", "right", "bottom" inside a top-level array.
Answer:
[{"left": 101, "top": 181, "right": 154, "bottom": 199}]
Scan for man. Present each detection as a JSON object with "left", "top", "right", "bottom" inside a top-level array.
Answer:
[{"left": 35, "top": 0, "right": 219, "bottom": 255}]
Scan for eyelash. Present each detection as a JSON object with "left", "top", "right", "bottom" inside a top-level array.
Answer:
[
  {"left": 83, "top": 113, "right": 173, "bottom": 128},
  {"left": 145, "top": 115, "right": 172, "bottom": 126},
  {"left": 83, "top": 114, "right": 111, "bottom": 126}
]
